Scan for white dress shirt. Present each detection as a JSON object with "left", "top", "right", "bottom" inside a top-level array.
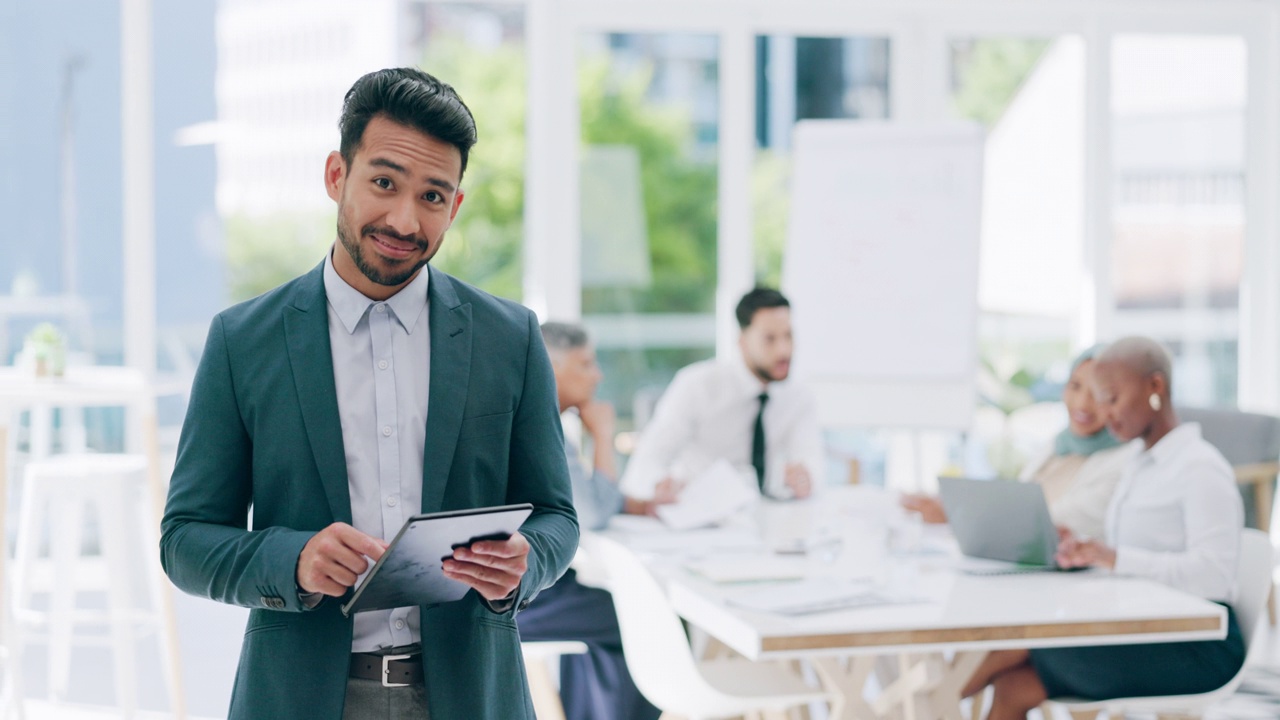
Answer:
[
  {"left": 323, "top": 253, "right": 431, "bottom": 652},
  {"left": 1107, "top": 422, "right": 1242, "bottom": 602},
  {"left": 1018, "top": 441, "right": 1137, "bottom": 540},
  {"left": 619, "top": 358, "right": 823, "bottom": 499}
]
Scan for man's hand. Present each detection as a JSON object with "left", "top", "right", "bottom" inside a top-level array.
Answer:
[
  {"left": 443, "top": 531, "right": 531, "bottom": 602},
  {"left": 1055, "top": 527, "right": 1116, "bottom": 570},
  {"left": 577, "top": 400, "right": 616, "bottom": 439},
  {"left": 652, "top": 477, "right": 683, "bottom": 505},
  {"left": 623, "top": 496, "right": 659, "bottom": 517},
  {"left": 623, "top": 477, "right": 682, "bottom": 517},
  {"left": 296, "top": 522, "right": 389, "bottom": 597},
  {"left": 578, "top": 400, "right": 619, "bottom": 480},
  {"left": 784, "top": 463, "right": 812, "bottom": 499},
  {"left": 899, "top": 494, "right": 948, "bottom": 524}
]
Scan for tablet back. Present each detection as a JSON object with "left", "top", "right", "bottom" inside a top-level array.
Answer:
[{"left": 341, "top": 503, "right": 534, "bottom": 616}]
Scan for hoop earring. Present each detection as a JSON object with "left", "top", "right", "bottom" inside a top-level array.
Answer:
[{"left": 1149, "top": 394, "right": 1162, "bottom": 412}]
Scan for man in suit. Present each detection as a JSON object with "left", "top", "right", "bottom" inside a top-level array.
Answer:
[{"left": 160, "top": 67, "right": 578, "bottom": 720}]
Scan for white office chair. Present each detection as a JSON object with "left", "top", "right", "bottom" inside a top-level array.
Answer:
[
  {"left": 585, "top": 534, "right": 843, "bottom": 720},
  {"left": 521, "top": 640, "right": 588, "bottom": 720},
  {"left": 1048, "top": 528, "right": 1274, "bottom": 720}
]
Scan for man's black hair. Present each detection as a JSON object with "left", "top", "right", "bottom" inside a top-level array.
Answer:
[
  {"left": 735, "top": 287, "right": 790, "bottom": 329},
  {"left": 338, "top": 67, "right": 478, "bottom": 178}
]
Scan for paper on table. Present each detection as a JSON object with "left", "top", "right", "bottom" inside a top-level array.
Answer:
[
  {"left": 606, "top": 514, "right": 668, "bottom": 533},
  {"left": 656, "top": 459, "right": 758, "bottom": 530},
  {"left": 724, "top": 578, "right": 925, "bottom": 616},
  {"left": 610, "top": 527, "right": 765, "bottom": 554},
  {"left": 685, "top": 553, "right": 808, "bottom": 583}
]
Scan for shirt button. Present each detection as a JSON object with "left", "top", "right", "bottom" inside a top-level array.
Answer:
[
  {"left": 378, "top": 359, "right": 389, "bottom": 370},
  {"left": 394, "top": 619, "right": 405, "bottom": 630},
  {"left": 382, "top": 426, "right": 393, "bottom": 437},
  {"left": 386, "top": 495, "right": 399, "bottom": 507},
  {"left": 376, "top": 304, "right": 386, "bottom": 313}
]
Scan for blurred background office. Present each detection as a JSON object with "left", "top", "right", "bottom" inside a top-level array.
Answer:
[{"left": 2, "top": 0, "right": 1279, "bottom": 717}]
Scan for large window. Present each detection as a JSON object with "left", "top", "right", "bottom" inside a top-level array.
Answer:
[
  {"left": 754, "top": 35, "right": 891, "bottom": 286},
  {"left": 577, "top": 33, "right": 721, "bottom": 432},
  {"left": 1108, "top": 35, "right": 1247, "bottom": 408}
]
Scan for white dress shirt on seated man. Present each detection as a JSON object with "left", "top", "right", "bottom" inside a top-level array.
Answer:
[
  {"left": 619, "top": 357, "right": 822, "bottom": 500},
  {"left": 1107, "top": 422, "right": 1243, "bottom": 602}
]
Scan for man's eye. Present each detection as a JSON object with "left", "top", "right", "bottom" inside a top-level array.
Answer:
[
  {"left": 374, "top": 178, "right": 392, "bottom": 189},
  {"left": 424, "top": 190, "right": 442, "bottom": 203}
]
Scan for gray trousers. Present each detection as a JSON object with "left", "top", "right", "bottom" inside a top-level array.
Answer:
[{"left": 342, "top": 677, "right": 431, "bottom": 720}]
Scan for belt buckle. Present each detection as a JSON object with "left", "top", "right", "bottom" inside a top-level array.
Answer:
[{"left": 381, "top": 653, "right": 411, "bottom": 688}]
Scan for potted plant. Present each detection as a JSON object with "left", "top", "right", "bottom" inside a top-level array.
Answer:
[{"left": 23, "top": 323, "right": 67, "bottom": 378}]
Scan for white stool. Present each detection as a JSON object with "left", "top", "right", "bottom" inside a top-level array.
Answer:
[
  {"left": 0, "top": 424, "right": 25, "bottom": 720},
  {"left": 10, "top": 453, "right": 174, "bottom": 719}
]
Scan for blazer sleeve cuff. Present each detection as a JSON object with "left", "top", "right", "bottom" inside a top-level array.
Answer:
[
  {"left": 255, "top": 528, "right": 318, "bottom": 612},
  {"left": 480, "top": 587, "right": 519, "bottom": 615}
]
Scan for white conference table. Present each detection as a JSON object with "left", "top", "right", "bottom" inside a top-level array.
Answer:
[{"left": 604, "top": 487, "right": 1228, "bottom": 720}]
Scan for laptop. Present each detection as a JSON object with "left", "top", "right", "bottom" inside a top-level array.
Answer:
[{"left": 936, "top": 477, "right": 1077, "bottom": 574}]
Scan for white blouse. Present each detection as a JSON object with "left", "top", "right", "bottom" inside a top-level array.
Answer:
[{"left": 1107, "top": 422, "right": 1242, "bottom": 603}]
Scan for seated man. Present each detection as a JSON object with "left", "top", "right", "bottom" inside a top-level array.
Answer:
[
  {"left": 516, "top": 322, "right": 672, "bottom": 720},
  {"left": 621, "top": 287, "right": 821, "bottom": 500}
]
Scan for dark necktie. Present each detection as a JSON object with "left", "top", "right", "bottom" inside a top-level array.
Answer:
[{"left": 752, "top": 391, "right": 769, "bottom": 491}]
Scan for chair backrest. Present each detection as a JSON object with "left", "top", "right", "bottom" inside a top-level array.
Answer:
[
  {"left": 1234, "top": 528, "right": 1274, "bottom": 650},
  {"left": 583, "top": 534, "right": 721, "bottom": 713},
  {"left": 1180, "top": 408, "right": 1280, "bottom": 467}
]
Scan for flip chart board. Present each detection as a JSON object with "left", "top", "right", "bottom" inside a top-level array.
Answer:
[{"left": 782, "top": 121, "right": 983, "bottom": 429}]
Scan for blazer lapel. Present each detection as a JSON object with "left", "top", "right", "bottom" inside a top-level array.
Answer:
[
  {"left": 421, "top": 267, "right": 472, "bottom": 514},
  {"left": 283, "top": 263, "right": 353, "bottom": 525}
]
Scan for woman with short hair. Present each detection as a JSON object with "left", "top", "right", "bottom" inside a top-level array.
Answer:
[{"left": 960, "top": 336, "right": 1246, "bottom": 720}]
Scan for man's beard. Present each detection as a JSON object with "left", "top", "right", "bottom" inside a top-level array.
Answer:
[
  {"left": 336, "top": 212, "right": 435, "bottom": 287},
  {"left": 748, "top": 360, "right": 784, "bottom": 383}
]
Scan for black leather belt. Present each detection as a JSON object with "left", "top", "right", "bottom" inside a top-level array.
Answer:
[{"left": 350, "top": 652, "right": 424, "bottom": 687}]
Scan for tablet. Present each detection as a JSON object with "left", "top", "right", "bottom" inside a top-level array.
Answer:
[{"left": 340, "top": 503, "right": 534, "bottom": 617}]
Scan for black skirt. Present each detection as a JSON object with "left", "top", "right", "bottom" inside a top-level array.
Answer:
[{"left": 1029, "top": 604, "right": 1246, "bottom": 700}]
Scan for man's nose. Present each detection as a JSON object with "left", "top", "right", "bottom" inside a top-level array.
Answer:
[{"left": 385, "top": 196, "right": 421, "bottom": 237}]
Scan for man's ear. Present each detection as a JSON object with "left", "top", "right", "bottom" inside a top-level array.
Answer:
[
  {"left": 449, "top": 188, "right": 465, "bottom": 222},
  {"left": 324, "top": 151, "right": 346, "bottom": 202}
]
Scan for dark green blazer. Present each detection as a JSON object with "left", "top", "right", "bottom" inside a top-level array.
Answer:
[{"left": 160, "top": 263, "right": 578, "bottom": 719}]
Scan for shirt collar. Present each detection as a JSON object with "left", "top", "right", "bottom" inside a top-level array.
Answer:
[
  {"left": 730, "top": 354, "right": 772, "bottom": 397},
  {"left": 323, "top": 248, "right": 430, "bottom": 335},
  {"left": 1142, "top": 421, "right": 1202, "bottom": 465}
]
